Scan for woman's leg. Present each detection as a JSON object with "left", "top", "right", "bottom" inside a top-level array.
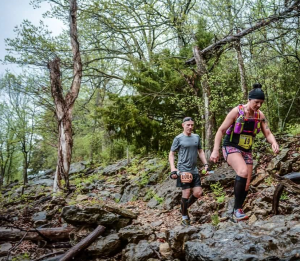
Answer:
[{"left": 227, "top": 152, "right": 248, "bottom": 216}]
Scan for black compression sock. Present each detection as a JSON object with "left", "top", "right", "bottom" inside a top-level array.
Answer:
[
  {"left": 187, "top": 195, "right": 198, "bottom": 208},
  {"left": 241, "top": 190, "right": 249, "bottom": 206},
  {"left": 181, "top": 198, "right": 188, "bottom": 216},
  {"left": 234, "top": 176, "right": 247, "bottom": 210}
]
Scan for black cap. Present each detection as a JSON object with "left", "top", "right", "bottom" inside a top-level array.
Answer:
[{"left": 248, "top": 83, "right": 265, "bottom": 100}]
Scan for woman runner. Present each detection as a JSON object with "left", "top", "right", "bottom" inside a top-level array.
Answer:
[{"left": 210, "top": 83, "right": 279, "bottom": 221}]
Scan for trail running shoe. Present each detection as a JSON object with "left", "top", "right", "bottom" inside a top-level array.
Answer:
[
  {"left": 234, "top": 209, "right": 249, "bottom": 221},
  {"left": 181, "top": 219, "right": 191, "bottom": 227}
]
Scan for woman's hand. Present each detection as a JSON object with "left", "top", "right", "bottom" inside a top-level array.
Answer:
[
  {"left": 210, "top": 150, "right": 219, "bottom": 163},
  {"left": 272, "top": 142, "right": 279, "bottom": 154}
]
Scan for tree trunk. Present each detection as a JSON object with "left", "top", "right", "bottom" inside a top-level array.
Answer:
[
  {"left": 23, "top": 152, "right": 28, "bottom": 184},
  {"left": 193, "top": 46, "right": 215, "bottom": 158},
  {"left": 0, "top": 169, "right": 4, "bottom": 187},
  {"left": 49, "top": 0, "right": 82, "bottom": 192},
  {"left": 234, "top": 40, "right": 248, "bottom": 100}
]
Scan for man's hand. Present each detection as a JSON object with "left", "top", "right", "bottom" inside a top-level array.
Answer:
[
  {"left": 210, "top": 150, "right": 219, "bottom": 163},
  {"left": 170, "top": 169, "right": 178, "bottom": 179},
  {"left": 272, "top": 142, "right": 279, "bottom": 154}
]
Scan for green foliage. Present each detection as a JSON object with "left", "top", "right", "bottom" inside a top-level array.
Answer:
[
  {"left": 153, "top": 194, "right": 164, "bottom": 205},
  {"left": 144, "top": 189, "right": 155, "bottom": 201},
  {"left": 265, "top": 176, "right": 273, "bottom": 186},
  {"left": 280, "top": 191, "right": 289, "bottom": 201},
  {"left": 210, "top": 182, "right": 226, "bottom": 204},
  {"left": 211, "top": 213, "right": 220, "bottom": 226},
  {"left": 285, "top": 123, "right": 300, "bottom": 136}
]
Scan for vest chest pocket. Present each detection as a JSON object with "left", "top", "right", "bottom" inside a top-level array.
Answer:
[{"left": 238, "top": 134, "right": 253, "bottom": 149}]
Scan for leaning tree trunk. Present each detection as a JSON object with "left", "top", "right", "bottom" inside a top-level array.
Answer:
[
  {"left": 49, "top": 0, "right": 82, "bottom": 192},
  {"left": 234, "top": 39, "right": 248, "bottom": 100},
  {"left": 193, "top": 46, "right": 215, "bottom": 158}
]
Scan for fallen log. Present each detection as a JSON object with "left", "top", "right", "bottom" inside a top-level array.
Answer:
[
  {"left": 0, "top": 227, "right": 73, "bottom": 242},
  {"left": 272, "top": 183, "right": 284, "bottom": 215},
  {"left": 58, "top": 225, "right": 105, "bottom": 261},
  {"left": 272, "top": 173, "right": 300, "bottom": 214}
]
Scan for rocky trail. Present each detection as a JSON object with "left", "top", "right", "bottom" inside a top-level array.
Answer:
[{"left": 1, "top": 135, "right": 300, "bottom": 261}]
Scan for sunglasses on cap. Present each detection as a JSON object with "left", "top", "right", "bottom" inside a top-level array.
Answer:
[{"left": 182, "top": 117, "right": 194, "bottom": 123}]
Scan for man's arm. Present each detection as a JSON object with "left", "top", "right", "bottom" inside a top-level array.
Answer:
[
  {"left": 169, "top": 151, "right": 177, "bottom": 172},
  {"left": 169, "top": 151, "right": 178, "bottom": 179},
  {"left": 198, "top": 149, "right": 208, "bottom": 171}
]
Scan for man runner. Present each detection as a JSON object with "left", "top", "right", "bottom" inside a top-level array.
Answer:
[{"left": 169, "top": 117, "right": 208, "bottom": 226}]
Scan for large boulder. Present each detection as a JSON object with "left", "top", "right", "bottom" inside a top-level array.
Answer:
[
  {"left": 167, "top": 225, "right": 199, "bottom": 259},
  {"left": 87, "top": 233, "right": 121, "bottom": 257},
  {"left": 184, "top": 215, "right": 300, "bottom": 260},
  {"left": 146, "top": 179, "right": 181, "bottom": 210},
  {"left": 120, "top": 185, "right": 140, "bottom": 203},
  {"left": 61, "top": 206, "right": 117, "bottom": 228},
  {"left": 69, "top": 161, "right": 89, "bottom": 175},
  {"left": 102, "top": 159, "right": 128, "bottom": 176},
  {"left": 118, "top": 225, "right": 154, "bottom": 244},
  {"left": 267, "top": 148, "right": 289, "bottom": 170},
  {"left": 61, "top": 205, "right": 136, "bottom": 229},
  {"left": 122, "top": 240, "right": 160, "bottom": 261},
  {"left": 201, "top": 163, "right": 236, "bottom": 188}
]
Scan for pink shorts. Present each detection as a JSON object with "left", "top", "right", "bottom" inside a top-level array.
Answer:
[{"left": 222, "top": 146, "right": 253, "bottom": 165}]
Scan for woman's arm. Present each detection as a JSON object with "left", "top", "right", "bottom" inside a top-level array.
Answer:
[
  {"left": 210, "top": 107, "right": 238, "bottom": 162},
  {"left": 260, "top": 112, "right": 279, "bottom": 153}
]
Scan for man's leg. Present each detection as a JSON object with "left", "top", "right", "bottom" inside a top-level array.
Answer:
[
  {"left": 181, "top": 188, "right": 191, "bottom": 226},
  {"left": 188, "top": 186, "right": 202, "bottom": 208}
]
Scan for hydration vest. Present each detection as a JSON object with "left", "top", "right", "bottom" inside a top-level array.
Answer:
[{"left": 225, "top": 104, "right": 261, "bottom": 142}]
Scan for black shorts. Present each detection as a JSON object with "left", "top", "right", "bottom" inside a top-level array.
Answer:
[{"left": 176, "top": 173, "right": 201, "bottom": 190}]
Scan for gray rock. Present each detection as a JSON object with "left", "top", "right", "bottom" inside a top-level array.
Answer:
[
  {"left": 93, "top": 166, "right": 104, "bottom": 174},
  {"left": 184, "top": 215, "right": 300, "bottom": 260},
  {"left": 118, "top": 225, "right": 154, "bottom": 243},
  {"left": 61, "top": 205, "right": 119, "bottom": 227},
  {"left": 120, "top": 185, "right": 140, "bottom": 203},
  {"left": 31, "top": 179, "right": 53, "bottom": 187},
  {"left": 28, "top": 169, "right": 54, "bottom": 181},
  {"left": 279, "top": 160, "right": 293, "bottom": 176},
  {"left": 87, "top": 233, "right": 121, "bottom": 257},
  {"left": 69, "top": 161, "right": 88, "bottom": 175},
  {"left": 122, "top": 240, "right": 160, "bottom": 261},
  {"left": 113, "top": 193, "right": 122, "bottom": 202},
  {"left": 144, "top": 179, "right": 181, "bottom": 210},
  {"left": 102, "top": 159, "right": 128, "bottom": 176},
  {"left": 32, "top": 211, "right": 47, "bottom": 221},
  {"left": 201, "top": 163, "right": 236, "bottom": 187},
  {"left": 267, "top": 148, "right": 289, "bottom": 170},
  {"left": 197, "top": 223, "right": 216, "bottom": 239},
  {"left": 0, "top": 243, "right": 12, "bottom": 257},
  {"left": 167, "top": 226, "right": 199, "bottom": 259},
  {"left": 147, "top": 198, "right": 159, "bottom": 209}
]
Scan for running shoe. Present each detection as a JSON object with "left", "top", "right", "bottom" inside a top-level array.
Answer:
[
  {"left": 234, "top": 208, "right": 249, "bottom": 221},
  {"left": 181, "top": 219, "right": 191, "bottom": 227}
]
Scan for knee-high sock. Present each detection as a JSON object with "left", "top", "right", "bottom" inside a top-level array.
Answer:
[
  {"left": 241, "top": 190, "right": 249, "bottom": 206},
  {"left": 187, "top": 195, "right": 198, "bottom": 208},
  {"left": 234, "top": 176, "right": 247, "bottom": 210},
  {"left": 181, "top": 198, "right": 188, "bottom": 216}
]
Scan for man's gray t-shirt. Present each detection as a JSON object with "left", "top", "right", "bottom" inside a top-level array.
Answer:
[{"left": 170, "top": 133, "right": 202, "bottom": 174}]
